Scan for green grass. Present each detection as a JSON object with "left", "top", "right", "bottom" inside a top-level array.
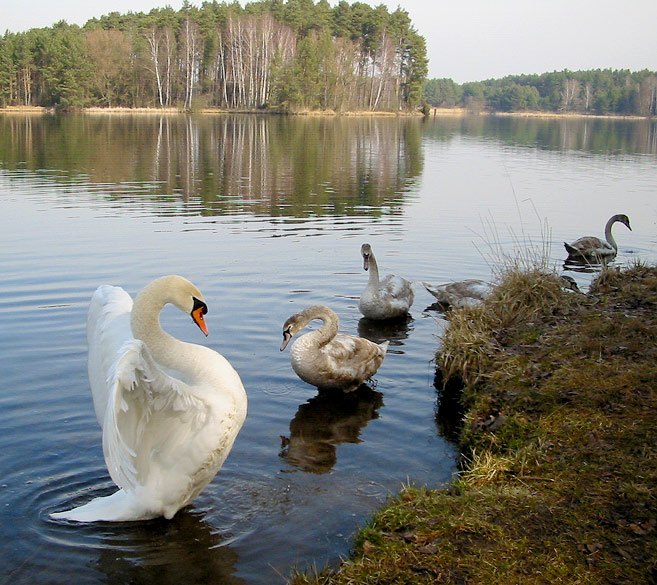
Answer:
[{"left": 289, "top": 264, "right": 657, "bottom": 585}]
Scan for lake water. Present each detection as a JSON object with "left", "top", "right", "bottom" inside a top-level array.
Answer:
[{"left": 1, "top": 113, "right": 656, "bottom": 585}]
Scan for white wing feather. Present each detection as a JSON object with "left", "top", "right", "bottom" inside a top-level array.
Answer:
[
  {"left": 103, "top": 339, "right": 208, "bottom": 493},
  {"left": 87, "top": 285, "right": 133, "bottom": 426}
]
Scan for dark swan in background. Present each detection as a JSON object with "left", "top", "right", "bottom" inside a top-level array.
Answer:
[{"left": 564, "top": 214, "right": 631, "bottom": 264}]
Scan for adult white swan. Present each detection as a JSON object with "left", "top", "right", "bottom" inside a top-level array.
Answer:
[
  {"left": 564, "top": 214, "right": 631, "bottom": 263},
  {"left": 358, "top": 243, "right": 414, "bottom": 320},
  {"left": 281, "top": 305, "right": 389, "bottom": 391},
  {"left": 52, "top": 275, "right": 247, "bottom": 522}
]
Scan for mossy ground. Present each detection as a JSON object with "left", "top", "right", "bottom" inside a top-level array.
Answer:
[{"left": 290, "top": 265, "right": 657, "bottom": 585}]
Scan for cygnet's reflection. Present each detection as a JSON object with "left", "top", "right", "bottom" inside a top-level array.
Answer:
[
  {"left": 281, "top": 385, "right": 384, "bottom": 474},
  {"left": 357, "top": 315, "right": 412, "bottom": 352}
]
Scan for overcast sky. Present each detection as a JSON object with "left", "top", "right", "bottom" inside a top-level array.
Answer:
[{"left": 2, "top": 0, "right": 655, "bottom": 83}]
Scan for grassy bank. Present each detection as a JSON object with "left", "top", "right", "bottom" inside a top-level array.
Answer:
[{"left": 291, "top": 264, "right": 657, "bottom": 584}]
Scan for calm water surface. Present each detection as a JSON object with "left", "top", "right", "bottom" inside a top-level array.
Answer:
[{"left": 1, "top": 113, "right": 656, "bottom": 585}]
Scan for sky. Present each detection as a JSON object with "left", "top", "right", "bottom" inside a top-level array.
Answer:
[{"left": 2, "top": 0, "right": 656, "bottom": 83}]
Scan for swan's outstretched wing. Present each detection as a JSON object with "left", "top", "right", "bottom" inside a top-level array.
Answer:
[
  {"left": 87, "top": 285, "right": 134, "bottom": 427},
  {"left": 103, "top": 339, "right": 208, "bottom": 493}
]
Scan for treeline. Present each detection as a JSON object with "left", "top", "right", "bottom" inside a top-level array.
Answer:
[
  {"left": 423, "top": 69, "right": 657, "bottom": 117},
  {"left": 0, "top": 0, "right": 427, "bottom": 112}
]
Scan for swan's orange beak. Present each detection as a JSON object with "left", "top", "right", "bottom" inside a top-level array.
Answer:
[
  {"left": 191, "top": 297, "right": 209, "bottom": 336},
  {"left": 192, "top": 308, "right": 209, "bottom": 336}
]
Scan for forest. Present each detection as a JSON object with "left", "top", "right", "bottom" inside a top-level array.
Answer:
[
  {"left": 2, "top": 0, "right": 654, "bottom": 117},
  {"left": 423, "top": 69, "right": 657, "bottom": 117},
  {"left": 0, "top": 0, "right": 427, "bottom": 112}
]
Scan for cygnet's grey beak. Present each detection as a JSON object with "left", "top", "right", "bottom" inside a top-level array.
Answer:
[{"left": 281, "top": 331, "right": 292, "bottom": 351}]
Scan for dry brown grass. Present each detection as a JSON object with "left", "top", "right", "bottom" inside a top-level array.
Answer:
[{"left": 440, "top": 268, "right": 577, "bottom": 389}]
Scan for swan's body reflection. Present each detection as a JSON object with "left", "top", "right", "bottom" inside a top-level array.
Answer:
[
  {"left": 96, "top": 510, "right": 244, "bottom": 585},
  {"left": 357, "top": 315, "right": 412, "bottom": 353},
  {"left": 563, "top": 256, "right": 612, "bottom": 273},
  {"left": 281, "top": 386, "right": 384, "bottom": 473}
]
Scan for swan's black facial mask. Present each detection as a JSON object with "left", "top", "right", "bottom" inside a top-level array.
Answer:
[
  {"left": 191, "top": 297, "right": 209, "bottom": 336},
  {"left": 281, "top": 327, "right": 293, "bottom": 351}
]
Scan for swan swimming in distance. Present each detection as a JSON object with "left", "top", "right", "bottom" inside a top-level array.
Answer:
[
  {"left": 281, "top": 305, "right": 389, "bottom": 392},
  {"left": 52, "top": 275, "right": 247, "bottom": 522},
  {"left": 358, "top": 243, "right": 414, "bottom": 320},
  {"left": 564, "top": 214, "right": 631, "bottom": 263}
]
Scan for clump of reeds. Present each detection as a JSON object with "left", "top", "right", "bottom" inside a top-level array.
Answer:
[
  {"left": 439, "top": 207, "right": 584, "bottom": 389},
  {"left": 439, "top": 267, "right": 579, "bottom": 390}
]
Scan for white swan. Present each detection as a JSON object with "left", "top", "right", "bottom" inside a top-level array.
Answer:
[
  {"left": 423, "top": 279, "right": 492, "bottom": 309},
  {"left": 52, "top": 275, "right": 247, "bottom": 522},
  {"left": 564, "top": 214, "right": 631, "bottom": 263},
  {"left": 280, "top": 305, "right": 389, "bottom": 391},
  {"left": 358, "top": 243, "right": 414, "bottom": 320}
]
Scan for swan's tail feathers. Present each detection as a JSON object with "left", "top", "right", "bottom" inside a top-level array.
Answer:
[
  {"left": 51, "top": 489, "right": 150, "bottom": 523},
  {"left": 380, "top": 340, "right": 391, "bottom": 353},
  {"left": 564, "top": 242, "right": 578, "bottom": 256}
]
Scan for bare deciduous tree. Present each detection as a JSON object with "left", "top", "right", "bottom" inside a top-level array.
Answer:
[{"left": 85, "top": 29, "right": 132, "bottom": 107}]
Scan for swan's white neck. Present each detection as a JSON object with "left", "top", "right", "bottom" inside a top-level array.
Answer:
[{"left": 130, "top": 278, "right": 194, "bottom": 376}]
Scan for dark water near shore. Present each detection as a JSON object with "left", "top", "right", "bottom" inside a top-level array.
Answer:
[{"left": 1, "top": 113, "right": 656, "bottom": 584}]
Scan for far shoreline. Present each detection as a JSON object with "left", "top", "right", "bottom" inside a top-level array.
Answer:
[
  {"left": 0, "top": 105, "right": 420, "bottom": 117},
  {"left": 0, "top": 105, "right": 652, "bottom": 120},
  {"left": 430, "top": 106, "right": 650, "bottom": 120}
]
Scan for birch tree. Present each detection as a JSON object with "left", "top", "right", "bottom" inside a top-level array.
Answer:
[
  {"left": 561, "top": 77, "right": 580, "bottom": 111},
  {"left": 180, "top": 18, "right": 202, "bottom": 110}
]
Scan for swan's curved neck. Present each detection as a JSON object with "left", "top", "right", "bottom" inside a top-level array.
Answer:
[
  {"left": 604, "top": 218, "right": 619, "bottom": 251},
  {"left": 300, "top": 307, "right": 338, "bottom": 348},
  {"left": 131, "top": 283, "right": 188, "bottom": 372}
]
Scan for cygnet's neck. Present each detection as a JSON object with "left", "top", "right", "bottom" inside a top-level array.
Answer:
[
  {"left": 604, "top": 218, "right": 619, "bottom": 251},
  {"left": 367, "top": 253, "right": 380, "bottom": 285},
  {"left": 300, "top": 306, "right": 339, "bottom": 348}
]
